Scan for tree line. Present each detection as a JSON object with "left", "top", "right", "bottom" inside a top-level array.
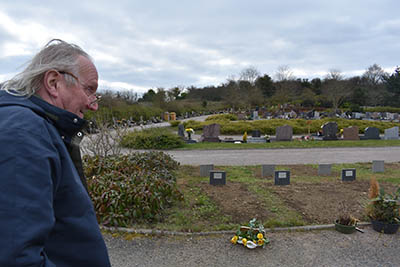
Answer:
[{"left": 137, "top": 64, "right": 400, "bottom": 112}]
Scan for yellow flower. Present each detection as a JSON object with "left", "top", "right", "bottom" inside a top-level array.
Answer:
[
  {"left": 242, "top": 238, "right": 247, "bottom": 246},
  {"left": 257, "top": 233, "right": 263, "bottom": 239},
  {"left": 258, "top": 239, "right": 264, "bottom": 246},
  {"left": 231, "top": 235, "right": 238, "bottom": 244}
]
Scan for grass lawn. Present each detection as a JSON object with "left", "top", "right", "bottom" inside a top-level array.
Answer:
[{"left": 178, "top": 139, "right": 400, "bottom": 150}]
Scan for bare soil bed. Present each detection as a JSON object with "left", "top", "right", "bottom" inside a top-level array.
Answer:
[{"left": 195, "top": 164, "right": 399, "bottom": 225}]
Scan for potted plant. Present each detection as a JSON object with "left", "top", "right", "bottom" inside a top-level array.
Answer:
[
  {"left": 365, "top": 177, "right": 400, "bottom": 234},
  {"left": 334, "top": 201, "right": 359, "bottom": 234}
]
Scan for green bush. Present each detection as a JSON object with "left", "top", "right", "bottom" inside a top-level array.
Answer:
[
  {"left": 120, "top": 128, "right": 184, "bottom": 149},
  {"left": 182, "top": 120, "right": 205, "bottom": 131},
  {"left": 205, "top": 113, "right": 238, "bottom": 121},
  {"left": 84, "top": 152, "right": 183, "bottom": 226},
  {"left": 169, "top": 120, "right": 181, "bottom": 127}
]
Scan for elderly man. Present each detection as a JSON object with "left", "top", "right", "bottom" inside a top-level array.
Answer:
[{"left": 0, "top": 39, "right": 111, "bottom": 266}]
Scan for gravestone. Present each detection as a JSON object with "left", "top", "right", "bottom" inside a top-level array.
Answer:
[
  {"left": 253, "top": 111, "right": 259, "bottom": 120},
  {"left": 361, "top": 127, "right": 380, "bottom": 140},
  {"left": 237, "top": 113, "right": 246, "bottom": 120},
  {"left": 262, "top": 165, "right": 275, "bottom": 177},
  {"left": 200, "top": 164, "right": 214, "bottom": 177},
  {"left": 384, "top": 127, "right": 399, "bottom": 140},
  {"left": 276, "top": 125, "right": 293, "bottom": 141},
  {"left": 318, "top": 164, "right": 332, "bottom": 175},
  {"left": 252, "top": 129, "right": 261, "bottom": 138},
  {"left": 371, "top": 112, "right": 380, "bottom": 119},
  {"left": 322, "top": 122, "right": 338, "bottom": 140},
  {"left": 372, "top": 160, "right": 384, "bottom": 173},
  {"left": 342, "top": 169, "right": 356, "bottom": 181},
  {"left": 274, "top": 171, "right": 290, "bottom": 185},
  {"left": 209, "top": 170, "right": 226, "bottom": 186},
  {"left": 178, "top": 124, "right": 185, "bottom": 138},
  {"left": 201, "top": 123, "right": 221, "bottom": 142},
  {"left": 343, "top": 126, "right": 359, "bottom": 140},
  {"left": 314, "top": 111, "right": 320, "bottom": 119}
]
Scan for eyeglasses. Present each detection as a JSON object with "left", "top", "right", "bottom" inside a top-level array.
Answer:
[{"left": 59, "top": 70, "right": 101, "bottom": 106}]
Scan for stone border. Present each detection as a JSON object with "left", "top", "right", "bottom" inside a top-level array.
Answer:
[{"left": 101, "top": 222, "right": 371, "bottom": 236}]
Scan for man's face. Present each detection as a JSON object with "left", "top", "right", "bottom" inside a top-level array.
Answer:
[{"left": 58, "top": 56, "right": 99, "bottom": 118}]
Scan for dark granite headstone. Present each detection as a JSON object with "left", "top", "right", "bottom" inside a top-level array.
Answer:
[
  {"left": 252, "top": 130, "right": 261, "bottom": 138},
  {"left": 274, "top": 171, "right": 290, "bottom": 185},
  {"left": 361, "top": 127, "right": 380, "bottom": 140},
  {"left": 276, "top": 125, "right": 293, "bottom": 141},
  {"left": 341, "top": 169, "right": 356, "bottom": 181},
  {"left": 178, "top": 124, "right": 185, "bottom": 138},
  {"left": 322, "top": 122, "right": 338, "bottom": 140},
  {"left": 209, "top": 170, "right": 226, "bottom": 185}
]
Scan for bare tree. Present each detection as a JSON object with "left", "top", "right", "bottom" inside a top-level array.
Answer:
[
  {"left": 362, "top": 64, "right": 387, "bottom": 106},
  {"left": 322, "top": 69, "right": 350, "bottom": 113},
  {"left": 81, "top": 118, "right": 129, "bottom": 158},
  {"left": 325, "top": 69, "right": 344, "bottom": 80},
  {"left": 274, "top": 65, "right": 295, "bottom": 81},
  {"left": 239, "top": 66, "right": 261, "bottom": 85},
  {"left": 362, "top": 64, "right": 386, "bottom": 86}
]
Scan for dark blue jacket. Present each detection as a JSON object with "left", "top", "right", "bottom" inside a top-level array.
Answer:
[{"left": 0, "top": 91, "right": 111, "bottom": 267}]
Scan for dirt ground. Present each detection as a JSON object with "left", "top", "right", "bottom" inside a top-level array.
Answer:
[{"left": 196, "top": 164, "right": 400, "bottom": 225}]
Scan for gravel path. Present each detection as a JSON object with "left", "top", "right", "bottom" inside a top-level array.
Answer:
[
  {"left": 163, "top": 146, "right": 399, "bottom": 165},
  {"left": 104, "top": 226, "right": 400, "bottom": 267}
]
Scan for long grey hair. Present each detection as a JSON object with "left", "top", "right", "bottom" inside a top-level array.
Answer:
[{"left": 1, "top": 39, "right": 91, "bottom": 97}]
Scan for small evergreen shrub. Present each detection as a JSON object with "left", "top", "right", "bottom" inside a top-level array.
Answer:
[
  {"left": 84, "top": 152, "right": 183, "bottom": 226},
  {"left": 182, "top": 120, "right": 204, "bottom": 131},
  {"left": 169, "top": 120, "right": 181, "bottom": 127},
  {"left": 120, "top": 128, "right": 184, "bottom": 149},
  {"left": 206, "top": 113, "right": 238, "bottom": 121}
]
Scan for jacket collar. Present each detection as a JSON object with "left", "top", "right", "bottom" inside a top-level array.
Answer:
[
  {"left": 0, "top": 91, "right": 87, "bottom": 144},
  {"left": 30, "top": 95, "right": 88, "bottom": 144}
]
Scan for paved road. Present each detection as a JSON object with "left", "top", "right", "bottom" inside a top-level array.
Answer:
[
  {"left": 163, "top": 146, "right": 398, "bottom": 165},
  {"left": 104, "top": 226, "right": 400, "bottom": 267}
]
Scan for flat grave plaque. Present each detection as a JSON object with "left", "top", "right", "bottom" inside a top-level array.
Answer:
[
  {"left": 210, "top": 170, "right": 226, "bottom": 186},
  {"left": 372, "top": 160, "right": 384, "bottom": 173},
  {"left": 200, "top": 164, "right": 214, "bottom": 177},
  {"left": 341, "top": 169, "right": 356, "bottom": 181},
  {"left": 274, "top": 170, "right": 290, "bottom": 185}
]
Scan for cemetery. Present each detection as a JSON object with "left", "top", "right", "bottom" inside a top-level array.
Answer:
[{"left": 83, "top": 111, "right": 400, "bottom": 239}]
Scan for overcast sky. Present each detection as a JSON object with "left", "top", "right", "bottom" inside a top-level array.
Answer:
[{"left": 0, "top": 0, "right": 398, "bottom": 94}]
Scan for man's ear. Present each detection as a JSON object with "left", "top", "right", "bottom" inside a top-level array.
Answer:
[{"left": 43, "top": 70, "right": 61, "bottom": 98}]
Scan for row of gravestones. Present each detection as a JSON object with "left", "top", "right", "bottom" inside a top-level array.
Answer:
[
  {"left": 200, "top": 161, "right": 385, "bottom": 186},
  {"left": 178, "top": 123, "right": 222, "bottom": 142},
  {"left": 251, "top": 123, "right": 398, "bottom": 141},
  {"left": 322, "top": 122, "right": 399, "bottom": 141},
  {"left": 179, "top": 122, "right": 399, "bottom": 143}
]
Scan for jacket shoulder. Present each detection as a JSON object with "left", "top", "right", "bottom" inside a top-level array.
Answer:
[{"left": 0, "top": 104, "right": 52, "bottom": 136}]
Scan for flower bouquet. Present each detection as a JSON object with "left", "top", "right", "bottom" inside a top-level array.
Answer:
[{"left": 230, "top": 218, "right": 270, "bottom": 249}]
